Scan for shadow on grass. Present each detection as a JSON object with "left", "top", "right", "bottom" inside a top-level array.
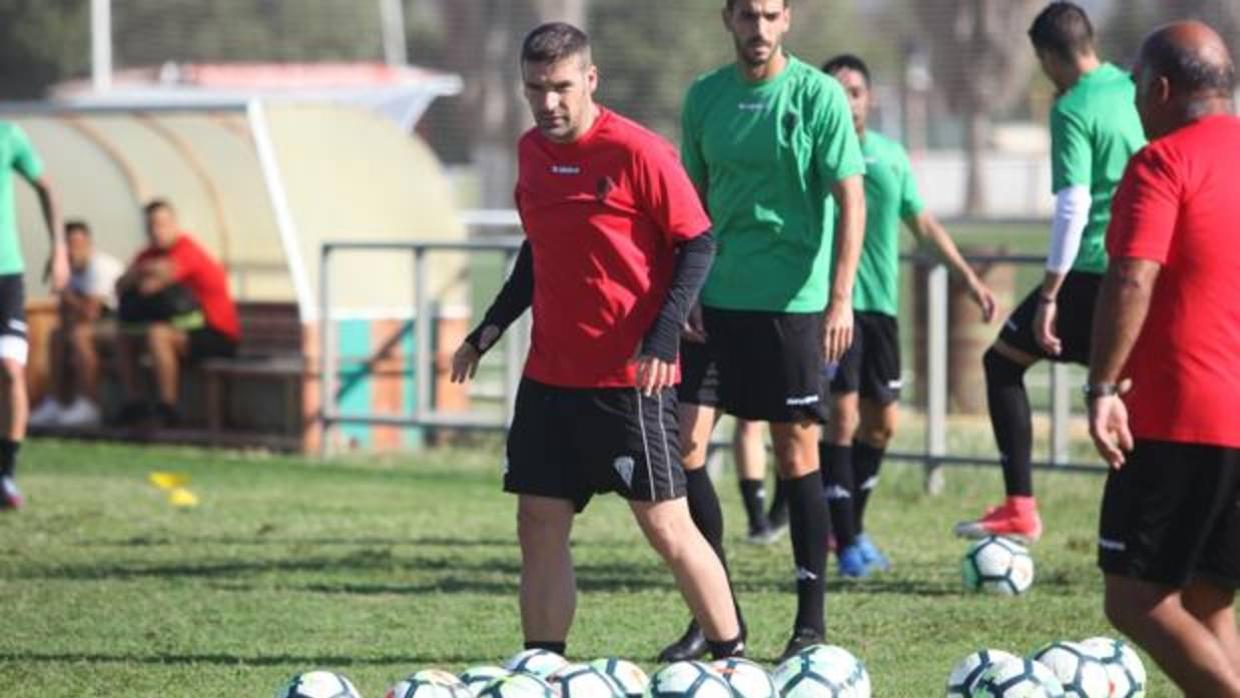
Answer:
[
  {"left": 0, "top": 650, "right": 492, "bottom": 667},
  {"left": 74, "top": 535, "right": 519, "bottom": 549}
]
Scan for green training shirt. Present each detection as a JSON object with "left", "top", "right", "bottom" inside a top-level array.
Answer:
[
  {"left": 681, "top": 55, "right": 865, "bottom": 312},
  {"left": 1049, "top": 62, "right": 1146, "bottom": 274},
  {"left": 853, "top": 130, "right": 924, "bottom": 317},
  {"left": 0, "top": 122, "right": 43, "bottom": 276}
]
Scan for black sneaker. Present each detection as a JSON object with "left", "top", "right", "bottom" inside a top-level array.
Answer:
[
  {"left": 777, "top": 627, "right": 825, "bottom": 663},
  {"left": 117, "top": 401, "right": 151, "bottom": 426},
  {"left": 154, "top": 402, "right": 182, "bottom": 428},
  {"left": 657, "top": 619, "right": 707, "bottom": 662}
]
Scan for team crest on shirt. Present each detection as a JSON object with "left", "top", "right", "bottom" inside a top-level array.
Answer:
[
  {"left": 596, "top": 176, "right": 616, "bottom": 202},
  {"left": 613, "top": 455, "right": 635, "bottom": 488}
]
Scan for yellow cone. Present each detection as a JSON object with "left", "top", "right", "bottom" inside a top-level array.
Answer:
[
  {"left": 148, "top": 471, "right": 190, "bottom": 491},
  {"left": 168, "top": 487, "right": 199, "bottom": 508}
]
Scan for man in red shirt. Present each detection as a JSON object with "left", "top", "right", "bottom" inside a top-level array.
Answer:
[
  {"left": 1089, "top": 21, "right": 1240, "bottom": 696},
  {"left": 115, "top": 200, "right": 239, "bottom": 426},
  {"left": 450, "top": 22, "right": 742, "bottom": 659}
]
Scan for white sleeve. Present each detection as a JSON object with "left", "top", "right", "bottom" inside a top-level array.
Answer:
[{"left": 1046, "top": 184, "right": 1092, "bottom": 273}]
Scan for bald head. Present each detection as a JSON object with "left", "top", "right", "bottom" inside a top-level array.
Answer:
[{"left": 1133, "top": 21, "right": 1236, "bottom": 138}]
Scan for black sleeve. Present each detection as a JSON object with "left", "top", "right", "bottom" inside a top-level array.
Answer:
[
  {"left": 640, "top": 231, "right": 716, "bottom": 361},
  {"left": 464, "top": 241, "right": 533, "bottom": 354}
]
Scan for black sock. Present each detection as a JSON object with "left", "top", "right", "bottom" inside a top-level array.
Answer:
[
  {"left": 0, "top": 439, "right": 19, "bottom": 479},
  {"left": 524, "top": 640, "right": 566, "bottom": 655},
  {"left": 984, "top": 348, "right": 1034, "bottom": 497},
  {"left": 685, "top": 468, "right": 746, "bottom": 630},
  {"left": 738, "top": 478, "right": 767, "bottom": 531},
  {"left": 853, "top": 441, "right": 885, "bottom": 534},
  {"left": 707, "top": 634, "right": 745, "bottom": 659},
  {"left": 768, "top": 477, "right": 789, "bottom": 526},
  {"left": 819, "top": 442, "right": 857, "bottom": 549},
  {"left": 785, "top": 471, "right": 829, "bottom": 636}
]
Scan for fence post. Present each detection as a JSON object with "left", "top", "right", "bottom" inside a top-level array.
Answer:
[
  {"left": 1050, "top": 362, "right": 1071, "bottom": 465},
  {"left": 319, "top": 245, "right": 334, "bottom": 458},
  {"left": 925, "top": 263, "right": 948, "bottom": 495},
  {"left": 414, "top": 247, "right": 431, "bottom": 425}
]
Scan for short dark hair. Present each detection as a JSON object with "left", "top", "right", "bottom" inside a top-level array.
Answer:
[
  {"left": 521, "top": 22, "right": 590, "bottom": 65},
  {"left": 725, "top": 0, "right": 789, "bottom": 10},
  {"left": 1028, "top": 2, "right": 1094, "bottom": 59},
  {"left": 1145, "top": 29, "right": 1238, "bottom": 96},
  {"left": 65, "top": 220, "right": 90, "bottom": 237},
  {"left": 144, "top": 198, "right": 174, "bottom": 217},
  {"left": 822, "top": 54, "right": 871, "bottom": 86}
]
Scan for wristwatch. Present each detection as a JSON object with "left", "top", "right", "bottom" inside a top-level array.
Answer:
[{"left": 1082, "top": 383, "right": 1122, "bottom": 401}]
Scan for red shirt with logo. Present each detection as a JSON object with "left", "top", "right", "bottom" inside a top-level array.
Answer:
[
  {"left": 515, "top": 107, "right": 711, "bottom": 388},
  {"left": 1107, "top": 114, "right": 1240, "bottom": 448},
  {"left": 135, "top": 234, "right": 240, "bottom": 341}
]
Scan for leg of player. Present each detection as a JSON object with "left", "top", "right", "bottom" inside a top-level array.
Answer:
[
  {"left": 955, "top": 340, "right": 1043, "bottom": 543},
  {"left": 772, "top": 419, "right": 832, "bottom": 660},
  {"left": 516, "top": 495, "right": 577, "bottom": 655},
  {"left": 0, "top": 355, "right": 27, "bottom": 510},
  {"left": 823, "top": 391, "right": 863, "bottom": 577},
  {"left": 735, "top": 419, "right": 780, "bottom": 544},
  {"left": 1182, "top": 580, "right": 1240, "bottom": 667},
  {"left": 146, "top": 322, "right": 188, "bottom": 427},
  {"left": 853, "top": 398, "right": 896, "bottom": 571},
  {"left": 1104, "top": 575, "right": 1240, "bottom": 695},
  {"left": 631, "top": 497, "right": 743, "bottom": 659}
]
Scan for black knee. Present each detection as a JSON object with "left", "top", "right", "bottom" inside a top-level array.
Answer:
[{"left": 983, "top": 347, "right": 1028, "bottom": 387}]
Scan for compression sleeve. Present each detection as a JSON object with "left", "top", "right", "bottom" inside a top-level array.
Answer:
[
  {"left": 464, "top": 241, "right": 533, "bottom": 354},
  {"left": 640, "top": 231, "right": 716, "bottom": 361},
  {"left": 1046, "top": 184, "right": 1092, "bottom": 273}
]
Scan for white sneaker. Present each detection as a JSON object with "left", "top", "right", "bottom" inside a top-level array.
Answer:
[
  {"left": 28, "top": 398, "right": 63, "bottom": 428},
  {"left": 57, "top": 397, "right": 101, "bottom": 428}
]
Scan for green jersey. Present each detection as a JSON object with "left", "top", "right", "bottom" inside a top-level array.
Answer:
[
  {"left": 0, "top": 122, "right": 43, "bottom": 276},
  {"left": 1049, "top": 62, "right": 1146, "bottom": 274},
  {"left": 854, "top": 130, "right": 923, "bottom": 316},
  {"left": 681, "top": 55, "right": 865, "bottom": 312}
]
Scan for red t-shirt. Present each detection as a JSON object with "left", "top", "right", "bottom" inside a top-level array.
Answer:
[
  {"left": 1107, "top": 114, "right": 1240, "bottom": 448},
  {"left": 135, "top": 234, "right": 240, "bottom": 341},
  {"left": 515, "top": 107, "right": 711, "bottom": 388}
]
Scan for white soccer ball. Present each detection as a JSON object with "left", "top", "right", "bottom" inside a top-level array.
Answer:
[
  {"left": 711, "top": 657, "right": 778, "bottom": 698},
  {"left": 1031, "top": 642, "right": 1110, "bottom": 698},
  {"left": 275, "top": 671, "right": 362, "bottom": 698},
  {"left": 648, "top": 660, "right": 733, "bottom": 698},
  {"left": 971, "top": 658, "right": 1066, "bottom": 697},
  {"left": 962, "top": 536, "right": 1035, "bottom": 595},
  {"left": 460, "top": 667, "right": 513, "bottom": 697},
  {"left": 550, "top": 663, "right": 626, "bottom": 698},
  {"left": 386, "top": 669, "right": 473, "bottom": 698},
  {"left": 477, "top": 673, "right": 558, "bottom": 698},
  {"left": 504, "top": 649, "right": 570, "bottom": 679},
  {"left": 946, "top": 650, "right": 1020, "bottom": 697},
  {"left": 1080, "top": 637, "right": 1147, "bottom": 698},
  {"left": 772, "top": 644, "right": 871, "bottom": 698},
  {"left": 588, "top": 657, "right": 649, "bottom": 698}
]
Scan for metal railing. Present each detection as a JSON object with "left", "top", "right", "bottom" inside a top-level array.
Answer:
[{"left": 317, "top": 238, "right": 1100, "bottom": 476}]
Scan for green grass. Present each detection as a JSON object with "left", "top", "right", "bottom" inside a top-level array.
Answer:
[{"left": 0, "top": 439, "right": 1180, "bottom": 696}]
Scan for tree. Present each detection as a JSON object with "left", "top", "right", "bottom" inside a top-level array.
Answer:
[{"left": 913, "top": 0, "right": 1042, "bottom": 216}]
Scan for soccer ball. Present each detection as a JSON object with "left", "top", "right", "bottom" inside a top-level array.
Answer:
[
  {"left": 275, "top": 671, "right": 362, "bottom": 698},
  {"left": 1031, "top": 642, "right": 1110, "bottom": 698},
  {"left": 970, "top": 658, "right": 1065, "bottom": 697},
  {"left": 1080, "top": 637, "right": 1146, "bottom": 698},
  {"left": 946, "top": 650, "right": 1020, "bottom": 697},
  {"left": 386, "top": 669, "right": 473, "bottom": 698},
  {"left": 460, "top": 666, "right": 513, "bottom": 696},
  {"left": 477, "top": 673, "right": 558, "bottom": 698},
  {"left": 648, "top": 660, "right": 733, "bottom": 698},
  {"left": 962, "top": 536, "right": 1035, "bottom": 595},
  {"left": 549, "top": 663, "right": 626, "bottom": 698},
  {"left": 772, "top": 645, "right": 871, "bottom": 697},
  {"left": 588, "top": 657, "right": 649, "bottom": 698},
  {"left": 711, "top": 657, "right": 778, "bottom": 698},
  {"left": 504, "top": 649, "right": 570, "bottom": 679}
]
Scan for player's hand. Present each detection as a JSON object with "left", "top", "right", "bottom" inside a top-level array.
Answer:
[
  {"left": 1088, "top": 391, "right": 1133, "bottom": 469},
  {"left": 1033, "top": 300, "right": 1062, "bottom": 356},
  {"left": 45, "top": 243, "right": 69, "bottom": 292},
  {"left": 450, "top": 325, "right": 499, "bottom": 384},
  {"left": 823, "top": 302, "right": 854, "bottom": 363},
  {"left": 682, "top": 303, "right": 707, "bottom": 343},
  {"left": 634, "top": 354, "right": 675, "bottom": 397},
  {"left": 970, "top": 280, "right": 998, "bottom": 323}
]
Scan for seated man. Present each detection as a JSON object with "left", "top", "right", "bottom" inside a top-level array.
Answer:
[
  {"left": 29, "top": 220, "right": 123, "bottom": 428},
  {"left": 115, "top": 200, "right": 239, "bottom": 426}
]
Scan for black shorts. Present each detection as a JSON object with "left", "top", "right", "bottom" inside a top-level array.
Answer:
[
  {"left": 698, "top": 307, "right": 827, "bottom": 424},
  {"left": 677, "top": 339, "right": 719, "bottom": 408},
  {"left": 0, "top": 274, "right": 27, "bottom": 364},
  {"left": 505, "top": 378, "right": 685, "bottom": 513},
  {"left": 1098, "top": 440, "right": 1240, "bottom": 588},
  {"left": 828, "top": 311, "right": 901, "bottom": 405},
  {"left": 998, "top": 271, "right": 1102, "bottom": 364},
  {"left": 188, "top": 327, "right": 238, "bottom": 364}
]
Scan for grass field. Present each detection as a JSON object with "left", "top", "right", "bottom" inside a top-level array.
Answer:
[{"left": 0, "top": 439, "right": 1177, "bottom": 696}]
